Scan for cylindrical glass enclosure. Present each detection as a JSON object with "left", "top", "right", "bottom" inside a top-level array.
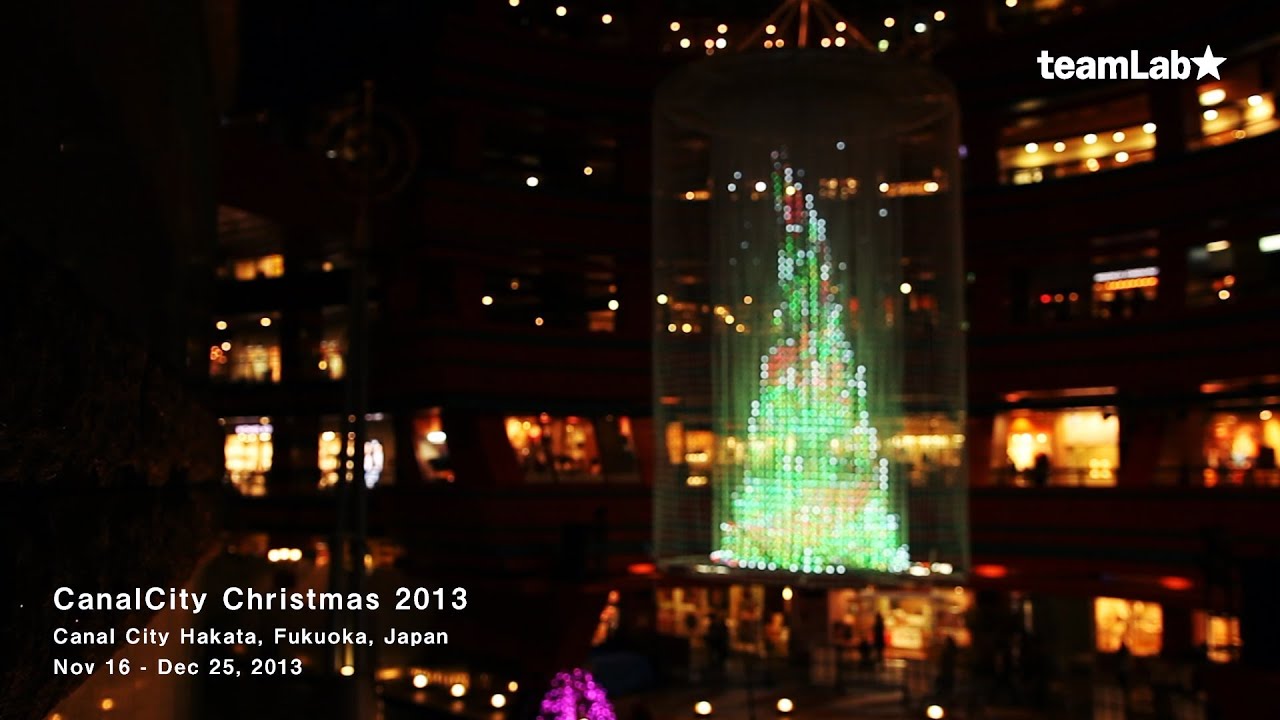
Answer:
[{"left": 653, "top": 51, "right": 968, "bottom": 582}]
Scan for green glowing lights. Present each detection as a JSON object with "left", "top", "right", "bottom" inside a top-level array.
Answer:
[{"left": 713, "top": 156, "right": 909, "bottom": 575}]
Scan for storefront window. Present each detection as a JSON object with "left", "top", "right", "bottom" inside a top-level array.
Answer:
[
  {"left": 318, "top": 414, "right": 395, "bottom": 489},
  {"left": 656, "top": 586, "right": 711, "bottom": 637},
  {"left": 1193, "top": 611, "right": 1242, "bottom": 663},
  {"left": 1091, "top": 266, "right": 1159, "bottom": 320},
  {"left": 1203, "top": 410, "right": 1280, "bottom": 486},
  {"left": 210, "top": 313, "right": 282, "bottom": 383},
  {"left": 884, "top": 420, "right": 966, "bottom": 488},
  {"left": 664, "top": 422, "right": 715, "bottom": 486},
  {"left": 506, "top": 414, "right": 600, "bottom": 482},
  {"left": 992, "top": 408, "right": 1119, "bottom": 486},
  {"left": 1095, "top": 597, "right": 1163, "bottom": 657},
  {"left": 223, "top": 419, "right": 272, "bottom": 496},
  {"left": 1192, "top": 59, "right": 1279, "bottom": 150},
  {"left": 827, "top": 588, "right": 969, "bottom": 661},
  {"left": 413, "top": 408, "right": 454, "bottom": 483},
  {"left": 231, "top": 253, "right": 285, "bottom": 281},
  {"left": 506, "top": 414, "right": 638, "bottom": 483},
  {"left": 997, "top": 95, "right": 1155, "bottom": 185}
]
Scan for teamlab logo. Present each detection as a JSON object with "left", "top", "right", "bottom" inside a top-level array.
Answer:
[{"left": 1037, "top": 46, "right": 1225, "bottom": 81}]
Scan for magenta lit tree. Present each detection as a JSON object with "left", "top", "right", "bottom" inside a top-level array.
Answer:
[{"left": 537, "top": 669, "right": 617, "bottom": 720}]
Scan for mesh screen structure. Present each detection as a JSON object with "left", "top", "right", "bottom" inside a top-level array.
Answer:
[{"left": 652, "top": 50, "right": 968, "bottom": 584}]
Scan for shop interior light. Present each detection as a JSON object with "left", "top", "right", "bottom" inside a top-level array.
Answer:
[
  {"left": 1199, "top": 88, "right": 1226, "bottom": 106},
  {"left": 1092, "top": 267, "right": 1159, "bottom": 283},
  {"left": 776, "top": 698, "right": 794, "bottom": 714},
  {"left": 695, "top": 701, "right": 713, "bottom": 716},
  {"left": 1258, "top": 233, "right": 1280, "bottom": 253},
  {"left": 1205, "top": 240, "right": 1231, "bottom": 253},
  {"left": 927, "top": 705, "right": 946, "bottom": 719}
]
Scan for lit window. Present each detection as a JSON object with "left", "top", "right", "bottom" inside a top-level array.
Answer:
[
  {"left": 413, "top": 409, "right": 454, "bottom": 483},
  {"left": 224, "top": 421, "right": 273, "bottom": 496},
  {"left": 1091, "top": 266, "right": 1158, "bottom": 320},
  {"left": 505, "top": 415, "right": 638, "bottom": 483},
  {"left": 318, "top": 415, "right": 394, "bottom": 489},
  {"left": 1095, "top": 598, "right": 1163, "bottom": 656},
  {"left": 231, "top": 254, "right": 285, "bottom": 281},
  {"left": 994, "top": 409, "right": 1118, "bottom": 486},
  {"left": 1203, "top": 412, "right": 1279, "bottom": 486},
  {"left": 1194, "top": 611, "right": 1242, "bottom": 663}
]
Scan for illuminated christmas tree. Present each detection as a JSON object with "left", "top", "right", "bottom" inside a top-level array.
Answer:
[
  {"left": 537, "top": 669, "right": 616, "bottom": 720},
  {"left": 714, "top": 156, "right": 909, "bottom": 575}
]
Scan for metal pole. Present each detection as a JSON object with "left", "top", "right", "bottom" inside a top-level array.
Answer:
[{"left": 349, "top": 77, "right": 376, "bottom": 720}]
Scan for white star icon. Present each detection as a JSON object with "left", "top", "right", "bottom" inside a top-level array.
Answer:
[{"left": 1191, "top": 45, "right": 1226, "bottom": 80}]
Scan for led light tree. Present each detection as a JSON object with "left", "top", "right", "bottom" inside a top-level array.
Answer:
[
  {"left": 653, "top": 31, "right": 969, "bottom": 579},
  {"left": 715, "top": 155, "right": 908, "bottom": 574}
]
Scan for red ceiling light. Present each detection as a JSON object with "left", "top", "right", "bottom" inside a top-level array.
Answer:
[
  {"left": 973, "top": 564, "right": 1009, "bottom": 579},
  {"left": 1160, "top": 576, "right": 1193, "bottom": 591},
  {"left": 627, "top": 562, "right": 658, "bottom": 576}
]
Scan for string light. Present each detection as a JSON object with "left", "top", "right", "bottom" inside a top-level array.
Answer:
[
  {"left": 555, "top": 5, "right": 567, "bottom": 17},
  {"left": 884, "top": 17, "right": 896, "bottom": 27},
  {"left": 601, "top": 14, "right": 612, "bottom": 25},
  {"left": 717, "top": 23, "right": 728, "bottom": 34},
  {"left": 670, "top": 21, "right": 680, "bottom": 31},
  {"left": 716, "top": 155, "right": 908, "bottom": 575},
  {"left": 934, "top": 11, "right": 946, "bottom": 21}
]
